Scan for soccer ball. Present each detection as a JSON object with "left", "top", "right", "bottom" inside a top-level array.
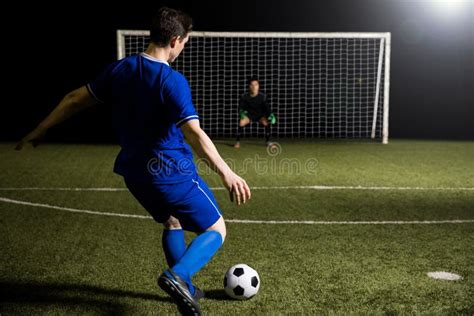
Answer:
[{"left": 224, "top": 264, "right": 260, "bottom": 299}]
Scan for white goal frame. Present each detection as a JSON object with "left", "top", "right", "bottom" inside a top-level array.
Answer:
[{"left": 117, "top": 30, "right": 391, "bottom": 144}]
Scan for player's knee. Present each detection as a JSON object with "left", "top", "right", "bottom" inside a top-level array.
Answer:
[
  {"left": 207, "top": 216, "right": 226, "bottom": 243},
  {"left": 163, "top": 216, "right": 182, "bottom": 230},
  {"left": 239, "top": 120, "right": 248, "bottom": 127}
]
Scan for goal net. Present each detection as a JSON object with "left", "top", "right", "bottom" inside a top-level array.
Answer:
[{"left": 117, "top": 31, "right": 391, "bottom": 143}]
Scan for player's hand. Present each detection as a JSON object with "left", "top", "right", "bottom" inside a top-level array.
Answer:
[
  {"left": 15, "top": 126, "right": 47, "bottom": 151},
  {"left": 221, "top": 172, "right": 251, "bottom": 206}
]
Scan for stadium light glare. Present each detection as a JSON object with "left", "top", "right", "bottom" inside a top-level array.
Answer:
[{"left": 428, "top": 0, "right": 469, "bottom": 17}]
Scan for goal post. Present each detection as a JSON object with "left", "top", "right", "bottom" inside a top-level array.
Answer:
[{"left": 117, "top": 30, "right": 391, "bottom": 143}]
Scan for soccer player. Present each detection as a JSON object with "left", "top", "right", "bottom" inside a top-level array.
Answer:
[
  {"left": 234, "top": 77, "right": 276, "bottom": 148},
  {"left": 16, "top": 7, "right": 251, "bottom": 315}
]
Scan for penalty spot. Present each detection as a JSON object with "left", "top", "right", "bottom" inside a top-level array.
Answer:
[{"left": 427, "top": 271, "right": 462, "bottom": 281}]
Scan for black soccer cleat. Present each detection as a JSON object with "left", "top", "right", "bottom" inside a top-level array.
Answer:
[{"left": 158, "top": 269, "right": 201, "bottom": 316}]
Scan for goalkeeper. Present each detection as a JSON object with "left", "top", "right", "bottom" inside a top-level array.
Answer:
[{"left": 234, "top": 77, "right": 276, "bottom": 148}]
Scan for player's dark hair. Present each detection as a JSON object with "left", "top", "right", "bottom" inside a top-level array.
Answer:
[
  {"left": 150, "top": 7, "right": 193, "bottom": 47},
  {"left": 248, "top": 77, "right": 259, "bottom": 85}
]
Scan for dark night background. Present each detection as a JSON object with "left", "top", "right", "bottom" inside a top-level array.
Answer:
[{"left": 4, "top": 0, "right": 473, "bottom": 142}]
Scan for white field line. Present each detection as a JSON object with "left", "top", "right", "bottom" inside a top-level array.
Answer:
[
  {"left": 1, "top": 196, "right": 473, "bottom": 225},
  {"left": 0, "top": 185, "right": 473, "bottom": 192},
  {"left": 0, "top": 187, "right": 129, "bottom": 191},
  {"left": 0, "top": 196, "right": 150, "bottom": 219}
]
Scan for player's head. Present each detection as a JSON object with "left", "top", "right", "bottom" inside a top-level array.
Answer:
[
  {"left": 248, "top": 77, "right": 260, "bottom": 95},
  {"left": 150, "top": 7, "right": 193, "bottom": 62}
]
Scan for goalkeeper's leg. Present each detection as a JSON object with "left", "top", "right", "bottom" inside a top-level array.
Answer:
[
  {"left": 259, "top": 117, "right": 271, "bottom": 145},
  {"left": 235, "top": 117, "right": 250, "bottom": 148},
  {"left": 236, "top": 126, "right": 243, "bottom": 142},
  {"left": 265, "top": 125, "right": 271, "bottom": 144}
]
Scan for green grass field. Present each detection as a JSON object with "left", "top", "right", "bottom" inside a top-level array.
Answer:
[{"left": 1, "top": 140, "right": 473, "bottom": 315}]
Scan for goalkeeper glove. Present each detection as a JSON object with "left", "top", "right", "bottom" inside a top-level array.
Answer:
[
  {"left": 268, "top": 113, "right": 277, "bottom": 125},
  {"left": 239, "top": 109, "right": 249, "bottom": 120}
]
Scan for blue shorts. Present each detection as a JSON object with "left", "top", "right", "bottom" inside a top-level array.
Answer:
[{"left": 124, "top": 176, "right": 222, "bottom": 232}]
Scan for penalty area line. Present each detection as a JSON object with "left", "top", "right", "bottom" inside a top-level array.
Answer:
[{"left": 1, "top": 196, "right": 473, "bottom": 225}]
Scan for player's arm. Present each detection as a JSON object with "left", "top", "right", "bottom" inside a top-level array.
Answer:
[
  {"left": 15, "top": 86, "right": 98, "bottom": 150},
  {"left": 181, "top": 120, "right": 251, "bottom": 205}
]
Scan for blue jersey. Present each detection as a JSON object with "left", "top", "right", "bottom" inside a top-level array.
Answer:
[{"left": 87, "top": 53, "right": 199, "bottom": 183}]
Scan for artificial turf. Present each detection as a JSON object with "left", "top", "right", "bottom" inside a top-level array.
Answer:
[{"left": 1, "top": 140, "right": 473, "bottom": 314}]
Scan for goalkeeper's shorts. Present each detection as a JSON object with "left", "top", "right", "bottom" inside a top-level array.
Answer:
[{"left": 240, "top": 110, "right": 264, "bottom": 122}]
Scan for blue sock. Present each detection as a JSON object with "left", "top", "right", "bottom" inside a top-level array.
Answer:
[
  {"left": 162, "top": 229, "right": 186, "bottom": 268},
  {"left": 172, "top": 231, "right": 223, "bottom": 295}
]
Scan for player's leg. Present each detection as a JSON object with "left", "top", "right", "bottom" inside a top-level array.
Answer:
[
  {"left": 235, "top": 117, "right": 250, "bottom": 148},
  {"left": 162, "top": 215, "right": 206, "bottom": 302},
  {"left": 162, "top": 216, "right": 187, "bottom": 268},
  {"left": 123, "top": 179, "right": 187, "bottom": 269},
  {"left": 158, "top": 177, "right": 225, "bottom": 314},
  {"left": 259, "top": 117, "right": 271, "bottom": 145},
  {"left": 169, "top": 177, "right": 225, "bottom": 288},
  {"left": 170, "top": 216, "right": 225, "bottom": 292},
  {"left": 125, "top": 178, "right": 207, "bottom": 314}
]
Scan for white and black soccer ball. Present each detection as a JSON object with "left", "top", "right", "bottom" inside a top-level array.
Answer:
[{"left": 224, "top": 264, "right": 260, "bottom": 300}]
